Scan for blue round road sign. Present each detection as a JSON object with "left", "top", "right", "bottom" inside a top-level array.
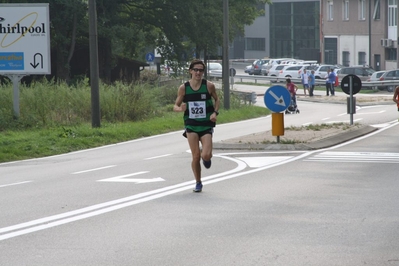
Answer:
[
  {"left": 145, "top": 52, "right": 155, "bottom": 62},
  {"left": 264, "top": 85, "right": 291, "bottom": 113}
]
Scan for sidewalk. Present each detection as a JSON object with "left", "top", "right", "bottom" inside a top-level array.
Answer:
[{"left": 231, "top": 83, "right": 393, "bottom": 106}]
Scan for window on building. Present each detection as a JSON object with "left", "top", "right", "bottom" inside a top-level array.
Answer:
[
  {"left": 373, "top": 0, "right": 380, "bottom": 20},
  {"left": 328, "top": 1, "right": 334, "bottom": 21},
  {"left": 359, "top": 0, "right": 366, "bottom": 20},
  {"left": 342, "top": 51, "right": 350, "bottom": 66},
  {"left": 386, "top": 48, "right": 397, "bottom": 60},
  {"left": 245, "top": 38, "right": 265, "bottom": 51},
  {"left": 343, "top": 1, "right": 349, "bottom": 20},
  {"left": 388, "top": 0, "right": 398, "bottom": 26},
  {"left": 358, "top": 52, "right": 366, "bottom": 65}
]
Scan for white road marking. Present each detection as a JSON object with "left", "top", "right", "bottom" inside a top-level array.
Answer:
[
  {"left": 0, "top": 155, "right": 248, "bottom": 241},
  {"left": 324, "top": 119, "right": 363, "bottom": 124},
  {"left": 371, "top": 123, "right": 392, "bottom": 128},
  {"left": 305, "top": 151, "right": 399, "bottom": 163},
  {"left": 71, "top": 165, "right": 116, "bottom": 174},
  {"left": 97, "top": 171, "right": 165, "bottom": 183},
  {"left": 357, "top": 110, "right": 386, "bottom": 115},
  {"left": 321, "top": 117, "right": 331, "bottom": 121},
  {"left": 0, "top": 181, "right": 32, "bottom": 188},
  {"left": 237, "top": 156, "right": 293, "bottom": 168},
  {"left": 0, "top": 122, "right": 396, "bottom": 241},
  {"left": 144, "top": 154, "right": 173, "bottom": 160}
]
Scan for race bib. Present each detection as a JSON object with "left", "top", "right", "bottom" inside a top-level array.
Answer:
[{"left": 188, "top": 101, "right": 206, "bottom": 119}]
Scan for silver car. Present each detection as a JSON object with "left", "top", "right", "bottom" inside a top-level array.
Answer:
[
  {"left": 378, "top": 69, "right": 399, "bottom": 92},
  {"left": 277, "top": 65, "right": 305, "bottom": 79},
  {"left": 267, "top": 64, "right": 288, "bottom": 82}
]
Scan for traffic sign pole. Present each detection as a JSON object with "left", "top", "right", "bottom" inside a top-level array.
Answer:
[
  {"left": 271, "top": 113, "right": 284, "bottom": 143},
  {"left": 4, "top": 74, "right": 25, "bottom": 118},
  {"left": 341, "top": 74, "right": 361, "bottom": 125},
  {"left": 264, "top": 85, "right": 291, "bottom": 143},
  {"left": 349, "top": 75, "right": 353, "bottom": 125}
]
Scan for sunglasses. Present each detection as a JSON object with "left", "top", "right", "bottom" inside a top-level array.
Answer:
[{"left": 191, "top": 68, "right": 205, "bottom": 73}]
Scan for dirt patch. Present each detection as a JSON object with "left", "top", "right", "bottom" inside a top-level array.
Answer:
[
  {"left": 219, "top": 124, "right": 364, "bottom": 145},
  {"left": 297, "top": 94, "right": 393, "bottom": 104}
]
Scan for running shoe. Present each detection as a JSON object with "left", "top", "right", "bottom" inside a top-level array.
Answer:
[
  {"left": 203, "top": 159, "right": 211, "bottom": 169},
  {"left": 193, "top": 182, "right": 203, "bottom": 192}
]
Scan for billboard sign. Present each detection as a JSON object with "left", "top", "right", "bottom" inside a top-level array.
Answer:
[{"left": 0, "top": 4, "right": 51, "bottom": 75}]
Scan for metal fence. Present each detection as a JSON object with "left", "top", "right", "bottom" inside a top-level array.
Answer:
[{"left": 208, "top": 73, "right": 399, "bottom": 91}]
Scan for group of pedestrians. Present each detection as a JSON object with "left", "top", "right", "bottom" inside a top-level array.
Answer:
[
  {"left": 300, "top": 67, "right": 337, "bottom": 97},
  {"left": 300, "top": 69, "right": 315, "bottom": 96}
]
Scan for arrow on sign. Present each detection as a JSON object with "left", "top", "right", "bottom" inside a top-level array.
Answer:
[
  {"left": 30, "top": 53, "right": 43, "bottom": 69},
  {"left": 98, "top": 171, "right": 165, "bottom": 184},
  {"left": 268, "top": 90, "right": 286, "bottom": 107}
]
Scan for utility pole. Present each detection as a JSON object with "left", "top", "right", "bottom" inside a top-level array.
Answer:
[
  {"left": 222, "top": 0, "right": 230, "bottom": 110},
  {"left": 368, "top": 0, "right": 371, "bottom": 67},
  {"left": 89, "top": 0, "right": 101, "bottom": 128},
  {"left": 397, "top": 0, "right": 399, "bottom": 68}
]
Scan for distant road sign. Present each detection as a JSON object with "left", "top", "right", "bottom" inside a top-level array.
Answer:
[
  {"left": 0, "top": 3, "right": 51, "bottom": 74},
  {"left": 341, "top": 74, "right": 362, "bottom": 95},
  {"left": 264, "top": 85, "right": 291, "bottom": 113},
  {"left": 145, "top": 52, "right": 154, "bottom": 62}
]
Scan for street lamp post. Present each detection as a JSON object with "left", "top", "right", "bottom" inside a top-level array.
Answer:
[
  {"left": 222, "top": 0, "right": 230, "bottom": 110},
  {"left": 89, "top": 0, "right": 101, "bottom": 128}
]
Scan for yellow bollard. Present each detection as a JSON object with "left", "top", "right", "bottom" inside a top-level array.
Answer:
[{"left": 271, "top": 112, "right": 284, "bottom": 136}]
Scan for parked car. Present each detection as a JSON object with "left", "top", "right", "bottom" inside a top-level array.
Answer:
[
  {"left": 312, "top": 64, "right": 337, "bottom": 79},
  {"left": 378, "top": 69, "right": 399, "bottom": 92},
  {"left": 261, "top": 63, "right": 269, "bottom": 76},
  {"left": 338, "top": 66, "right": 376, "bottom": 84},
  {"left": 244, "top": 64, "right": 253, "bottom": 75},
  {"left": 277, "top": 65, "right": 305, "bottom": 79},
  {"left": 207, "top": 62, "right": 222, "bottom": 74},
  {"left": 251, "top": 59, "right": 270, "bottom": 75},
  {"left": 366, "top": 70, "right": 386, "bottom": 91},
  {"left": 267, "top": 64, "right": 288, "bottom": 82}
]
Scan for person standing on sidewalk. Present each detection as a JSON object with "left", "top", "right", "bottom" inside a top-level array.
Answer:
[
  {"left": 173, "top": 59, "right": 220, "bottom": 193},
  {"left": 328, "top": 68, "right": 336, "bottom": 96},
  {"left": 301, "top": 68, "right": 310, "bottom": 96},
  {"left": 324, "top": 69, "right": 330, "bottom": 96},
  {"left": 308, "top": 69, "right": 315, "bottom": 97}
]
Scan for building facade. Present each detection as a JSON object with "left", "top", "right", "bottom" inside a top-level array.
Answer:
[
  {"left": 321, "top": 0, "right": 394, "bottom": 71},
  {"left": 239, "top": 0, "right": 320, "bottom": 60},
  {"left": 235, "top": 0, "right": 397, "bottom": 71}
]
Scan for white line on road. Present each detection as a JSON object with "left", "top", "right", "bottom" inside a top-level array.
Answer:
[
  {"left": 0, "top": 155, "right": 248, "bottom": 241},
  {"left": 71, "top": 165, "right": 116, "bottom": 175},
  {"left": 0, "top": 181, "right": 32, "bottom": 188},
  {"left": 356, "top": 110, "right": 386, "bottom": 115},
  {"left": 144, "top": 154, "right": 173, "bottom": 160},
  {"left": 1, "top": 122, "right": 397, "bottom": 241},
  {"left": 97, "top": 171, "right": 165, "bottom": 183}
]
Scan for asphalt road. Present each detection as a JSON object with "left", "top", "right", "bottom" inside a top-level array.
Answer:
[{"left": 0, "top": 97, "right": 398, "bottom": 265}]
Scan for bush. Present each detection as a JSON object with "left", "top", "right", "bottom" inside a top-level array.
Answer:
[{"left": 0, "top": 78, "right": 179, "bottom": 131}]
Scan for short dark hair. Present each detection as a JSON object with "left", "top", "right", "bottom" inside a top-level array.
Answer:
[
  {"left": 189, "top": 59, "right": 206, "bottom": 70},
  {"left": 286, "top": 78, "right": 291, "bottom": 83}
]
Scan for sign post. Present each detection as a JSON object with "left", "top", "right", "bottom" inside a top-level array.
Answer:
[
  {"left": 264, "top": 85, "right": 291, "bottom": 143},
  {"left": 0, "top": 3, "right": 51, "bottom": 117},
  {"left": 341, "top": 74, "right": 362, "bottom": 125},
  {"left": 145, "top": 52, "right": 154, "bottom": 63}
]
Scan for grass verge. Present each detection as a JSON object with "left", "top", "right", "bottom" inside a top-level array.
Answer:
[{"left": 0, "top": 105, "right": 269, "bottom": 163}]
